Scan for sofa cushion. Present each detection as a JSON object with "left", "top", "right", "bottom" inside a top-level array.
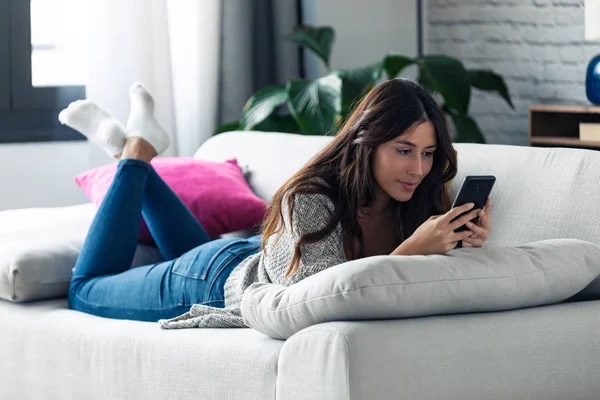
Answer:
[
  {"left": 0, "top": 299, "right": 282, "bottom": 400},
  {"left": 241, "top": 239, "right": 600, "bottom": 339},
  {"left": 74, "top": 157, "right": 267, "bottom": 245},
  {"left": 0, "top": 204, "right": 162, "bottom": 302}
]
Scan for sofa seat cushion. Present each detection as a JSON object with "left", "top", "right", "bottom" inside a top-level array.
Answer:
[{"left": 0, "top": 299, "right": 282, "bottom": 400}]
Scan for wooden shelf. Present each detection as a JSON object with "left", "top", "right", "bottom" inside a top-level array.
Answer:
[
  {"left": 529, "top": 104, "right": 600, "bottom": 150},
  {"left": 531, "top": 136, "right": 600, "bottom": 149},
  {"left": 529, "top": 104, "right": 600, "bottom": 114}
]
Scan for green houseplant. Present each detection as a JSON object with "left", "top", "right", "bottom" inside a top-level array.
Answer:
[{"left": 217, "top": 26, "right": 514, "bottom": 143}]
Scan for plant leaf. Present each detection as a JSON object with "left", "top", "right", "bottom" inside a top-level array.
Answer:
[
  {"left": 287, "top": 73, "right": 342, "bottom": 135},
  {"left": 383, "top": 53, "right": 414, "bottom": 79},
  {"left": 418, "top": 55, "right": 471, "bottom": 114},
  {"left": 286, "top": 26, "right": 335, "bottom": 69},
  {"left": 448, "top": 111, "right": 486, "bottom": 143},
  {"left": 417, "top": 64, "right": 436, "bottom": 93},
  {"left": 214, "top": 121, "right": 240, "bottom": 136},
  {"left": 254, "top": 114, "right": 300, "bottom": 133},
  {"left": 338, "top": 63, "right": 382, "bottom": 115},
  {"left": 468, "top": 69, "right": 514, "bottom": 109},
  {"left": 241, "top": 85, "right": 288, "bottom": 130}
]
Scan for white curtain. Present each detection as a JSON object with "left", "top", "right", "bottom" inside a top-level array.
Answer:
[{"left": 85, "top": 0, "right": 221, "bottom": 163}]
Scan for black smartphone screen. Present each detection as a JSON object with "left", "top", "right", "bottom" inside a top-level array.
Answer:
[{"left": 450, "top": 175, "right": 496, "bottom": 232}]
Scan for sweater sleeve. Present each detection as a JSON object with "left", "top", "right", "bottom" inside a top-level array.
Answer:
[
  {"left": 264, "top": 191, "right": 347, "bottom": 286},
  {"left": 158, "top": 305, "right": 246, "bottom": 329}
]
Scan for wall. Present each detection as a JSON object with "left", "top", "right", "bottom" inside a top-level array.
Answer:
[
  {"left": 427, "top": 0, "right": 598, "bottom": 145},
  {"left": 302, "top": 0, "right": 419, "bottom": 77},
  {"left": 0, "top": 142, "right": 93, "bottom": 211}
]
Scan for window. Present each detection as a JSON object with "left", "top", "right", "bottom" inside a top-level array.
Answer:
[
  {"left": 30, "top": 0, "right": 88, "bottom": 87},
  {"left": 0, "top": 0, "right": 87, "bottom": 143}
]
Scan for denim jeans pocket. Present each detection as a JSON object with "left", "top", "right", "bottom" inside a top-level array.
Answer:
[
  {"left": 171, "top": 238, "right": 241, "bottom": 280},
  {"left": 172, "top": 238, "right": 261, "bottom": 306}
]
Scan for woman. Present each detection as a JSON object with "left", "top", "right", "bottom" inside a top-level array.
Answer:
[{"left": 59, "top": 79, "right": 491, "bottom": 329}]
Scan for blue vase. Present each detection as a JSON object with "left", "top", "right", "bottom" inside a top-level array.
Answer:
[{"left": 586, "top": 55, "right": 600, "bottom": 105}]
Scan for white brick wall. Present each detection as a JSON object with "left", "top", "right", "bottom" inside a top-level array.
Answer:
[{"left": 427, "top": 0, "right": 599, "bottom": 145}]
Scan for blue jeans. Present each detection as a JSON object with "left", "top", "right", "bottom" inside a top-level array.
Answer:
[{"left": 68, "top": 158, "right": 262, "bottom": 322}]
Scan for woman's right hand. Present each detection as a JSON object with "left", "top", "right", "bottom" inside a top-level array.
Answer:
[{"left": 394, "top": 203, "right": 481, "bottom": 256}]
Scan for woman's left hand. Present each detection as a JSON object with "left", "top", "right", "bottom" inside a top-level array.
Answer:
[{"left": 462, "top": 198, "right": 492, "bottom": 248}]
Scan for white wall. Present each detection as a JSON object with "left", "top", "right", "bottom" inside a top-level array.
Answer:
[
  {"left": 0, "top": 142, "right": 94, "bottom": 211},
  {"left": 302, "top": 0, "right": 419, "bottom": 77}
]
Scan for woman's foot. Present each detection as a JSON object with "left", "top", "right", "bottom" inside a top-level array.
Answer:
[
  {"left": 125, "top": 83, "right": 170, "bottom": 155},
  {"left": 58, "top": 100, "right": 127, "bottom": 158}
]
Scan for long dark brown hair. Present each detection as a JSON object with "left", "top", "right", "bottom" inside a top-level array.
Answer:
[{"left": 261, "top": 78, "right": 458, "bottom": 278}]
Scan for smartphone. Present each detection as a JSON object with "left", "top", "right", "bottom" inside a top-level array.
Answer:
[{"left": 451, "top": 175, "right": 496, "bottom": 232}]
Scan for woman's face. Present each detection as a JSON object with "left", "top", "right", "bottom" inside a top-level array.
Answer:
[{"left": 372, "top": 121, "right": 437, "bottom": 203}]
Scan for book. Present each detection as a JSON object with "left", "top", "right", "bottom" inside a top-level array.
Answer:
[{"left": 579, "top": 123, "right": 600, "bottom": 142}]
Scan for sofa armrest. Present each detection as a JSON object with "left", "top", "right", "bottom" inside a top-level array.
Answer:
[
  {"left": 0, "top": 203, "right": 162, "bottom": 302},
  {"left": 276, "top": 301, "right": 600, "bottom": 400}
]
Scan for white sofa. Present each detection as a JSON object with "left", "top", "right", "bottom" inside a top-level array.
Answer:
[{"left": 2, "top": 131, "right": 600, "bottom": 400}]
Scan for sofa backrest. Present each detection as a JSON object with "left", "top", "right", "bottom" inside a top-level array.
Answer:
[
  {"left": 196, "top": 131, "right": 331, "bottom": 202},
  {"left": 195, "top": 131, "right": 600, "bottom": 247}
]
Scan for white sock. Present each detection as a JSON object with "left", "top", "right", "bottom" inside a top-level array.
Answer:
[
  {"left": 58, "top": 100, "right": 126, "bottom": 157},
  {"left": 125, "top": 83, "right": 170, "bottom": 155}
]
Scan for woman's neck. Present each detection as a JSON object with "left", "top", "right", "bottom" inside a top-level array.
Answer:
[{"left": 359, "top": 187, "right": 394, "bottom": 219}]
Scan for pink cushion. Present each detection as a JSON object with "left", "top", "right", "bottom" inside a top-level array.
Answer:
[{"left": 74, "top": 158, "right": 266, "bottom": 244}]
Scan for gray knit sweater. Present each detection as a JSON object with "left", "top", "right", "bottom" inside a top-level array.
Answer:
[{"left": 158, "top": 191, "right": 347, "bottom": 329}]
